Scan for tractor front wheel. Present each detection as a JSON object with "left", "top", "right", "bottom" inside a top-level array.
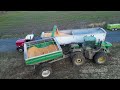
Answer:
[{"left": 94, "top": 52, "right": 107, "bottom": 65}]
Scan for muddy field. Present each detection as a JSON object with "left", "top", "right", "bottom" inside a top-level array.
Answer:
[{"left": 0, "top": 43, "right": 119, "bottom": 79}]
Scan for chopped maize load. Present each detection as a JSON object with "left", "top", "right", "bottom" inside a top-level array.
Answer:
[
  {"left": 44, "top": 29, "right": 70, "bottom": 37},
  {"left": 27, "top": 44, "right": 58, "bottom": 58}
]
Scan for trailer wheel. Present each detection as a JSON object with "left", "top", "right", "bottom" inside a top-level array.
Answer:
[
  {"left": 39, "top": 64, "right": 52, "bottom": 78},
  {"left": 94, "top": 52, "right": 107, "bottom": 65},
  {"left": 72, "top": 52, "right": 85, "bottom": 66}
]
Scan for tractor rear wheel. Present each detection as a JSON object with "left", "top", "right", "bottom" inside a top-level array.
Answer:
[
  {"left": 94, "top": 52, "right": 107, "bottom": 65},
  {"left": 72, "top": 52, "right": 85, "bottom": 66}
]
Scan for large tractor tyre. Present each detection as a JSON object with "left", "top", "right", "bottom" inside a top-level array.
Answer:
[
  {"left": 94, "top": 52, "right": 107, "bottom": 65},
  {"left": 39, "top": 64, "right": 52, "bottom": 78},
  {"left": 17, "top": 47, "right": 24, "bottom": 53},
  {"left": 72, "top": 52, "right": 86, "bottom": 66}
]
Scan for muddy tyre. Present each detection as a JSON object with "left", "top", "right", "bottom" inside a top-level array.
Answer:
[
  {"left": 94, "top": 52, "right": 107, "bottom": 65},
  {"left": 72, "top": 52, "right": 85, "bottom": 66},
  {"left": 39, "top": 64, "right": 52, "bottom": 78}
]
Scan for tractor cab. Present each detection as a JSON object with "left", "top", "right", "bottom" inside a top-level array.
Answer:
[
  {"left": 83, "top": 35, "right": 96, "bottom": 49},
  {"left": 82, "top": 35, "right": 99, "bottom": 51},
  {"left": 82, "top": 35, "right": 112, "bottom": 60}
]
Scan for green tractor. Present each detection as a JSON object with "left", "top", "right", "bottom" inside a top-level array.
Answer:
[
  {"left": 24, "top": 35, "right": 112, "bottom": 78},
  {"left": 70, "top": 36, "right": 112, "bottom": 66}
]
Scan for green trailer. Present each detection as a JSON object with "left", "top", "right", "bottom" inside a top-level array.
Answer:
[
  {"left": 24, "top": 37, "right": 63, "bottom": 65},
  {"left": 107, "top": 24, "right": 120, "bottom": 31},
  {"left": 24, "top": 38, "right": 65, "bottom": 77}
]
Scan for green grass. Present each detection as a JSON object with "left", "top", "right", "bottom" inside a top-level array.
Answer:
[{"left": 1, "top": 11, "right": 120, "bottom": 39}]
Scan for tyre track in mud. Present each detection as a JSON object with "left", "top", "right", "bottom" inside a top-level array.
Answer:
[{"left": 0, "top": 30, "right": 120, "bottom": 52}]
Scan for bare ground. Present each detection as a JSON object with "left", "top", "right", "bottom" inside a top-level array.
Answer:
[{"left": 0, "top": 43, "right": 120, "bottom": 79}]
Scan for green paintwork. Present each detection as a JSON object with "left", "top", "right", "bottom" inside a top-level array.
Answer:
[
  {"left": 28, "top": 41, "right": 55, "bottom": 49},
  {"left": 101, "top": 41, "right": 112, "bottom": 48},
  {"left": 25, "top": 51, "right": 63, "bottom": 65},
  {"left": 25, "top": 38, "right": 63, "bottom": 65},
  {"left": 83, "top": 36, "right": 112, "bottom": 53},
  {"left": 102, "top": 41, "right": 112, "bottom": 53},
  {"left": 107, "top": 24, "right": 120, "bottom": 30},
  {"left": 51, "top": 25, "right": 57, "bottom": 37},
  {"left": 96, "top": 41, "right": 112, "bottom": 53}
]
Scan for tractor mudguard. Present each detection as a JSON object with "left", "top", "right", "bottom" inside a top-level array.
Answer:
[
  {"left": 101, "top": 41, "right": 112, "bottom": 48},
  {"left": 101, "top": 41, "right": 112, "bottom": 53}
]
